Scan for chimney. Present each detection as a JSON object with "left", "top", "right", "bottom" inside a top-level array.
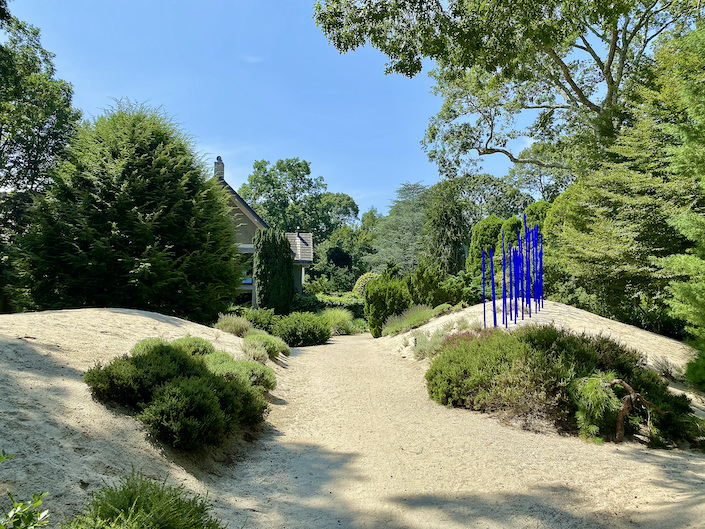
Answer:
[{"left": 214, "top": 156, "right": 225, "bottom": 184}]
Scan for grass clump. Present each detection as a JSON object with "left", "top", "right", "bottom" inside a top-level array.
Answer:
[
  {"left": 381, "top": 304, "right": 435, "bottom": 336},
  {"left": 243, "top": 332, "right": 290, "bottom": 359},
  {"left": 319, "top": 307, "right": 354, "bottom": 335},
  {"left": 61, "top": 470, "right": 225, "bottom": 529},
  {"left": 84, "top": 337, "right": 269, "bottom": 451},
  {"left": 214, "top": 314, "right": 252, "bottom": 337},
  {"left": 425, "top": 324, "right": 703, "bottom": 446},
  {"left": 237, "top": 307, "right": 280, "bottom": 333},
  {"left": 272, "top": 312, "right": 331, "bottom": 346}
]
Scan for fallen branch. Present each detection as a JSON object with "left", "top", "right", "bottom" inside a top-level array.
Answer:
[{"left": 608, "top": 379, "right": 665, "bottom": 442}]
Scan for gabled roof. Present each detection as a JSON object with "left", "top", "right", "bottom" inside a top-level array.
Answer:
[
  {"left": 215, "top": 173, "right": 269, "bottom": 230},
  {"left": 286, "top": 232, "right": 314, "bottom": 265}
]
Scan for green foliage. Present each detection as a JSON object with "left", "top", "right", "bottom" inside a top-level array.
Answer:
[
  {"left": 202, "top": 355, "right": 277, "bottom": 391},
  {"left": 466, "top": 214, "right": 503, "bottom": 276},
  {"left": 170, "top": 337, "right": 215, "bottom": 356},
  {"left": 272, "top": 312, "right": 331, "bottom": 346},
  {"left": 238, "top": 158, "right": 358, "bottom": 244},
  {"left": 310, "top": 225, "right": 373, "bottom": 292},
  {"left": 214, "top": 314, "right": 253, "bottom": 337},
  {"left": 381, "top": 304, "right": 435, "bottom": 337},
  {"left": 407, "top": 261, "right": 446, "bottom": 307},
  {"left": 84, "top": 337, "right": 268, "bottom": 450},
  {"left": 499, "top": 216, "right": 523, "bottom": 250},
  {"left": 15, "top": 102, "right": 241, "bottom": 323},
  {"left": 314, "top": 292, "right": 365, "bottom": 319},
  {"left": 352, "top": 271, "right": 380, "bottom": 297},
  {"left": 318, "top": 307, "right": 354, "bottom": 335},
  {"left": 243, "top": 333, "right": 290, "bottom": 359},
  {"left": 425, "top": 324, "right": 701, "bottom": 445},
  {"left": 0, "top": 453, "right": 49, "bottom": 529},
  {"left": 524, "top": 201, "right": 550, "bottom": 233},
  {"left": 241, "top": 340, "right": 269, "bottom": 364},
  {"left": 363, "top": 275, "right": 412, "bottom": 338},
  {"left": 0, "top": 19, "right": 81, "bottom": 192},
  {"left": 137, "top": 376, "right": 229, "bottom": 450},
  {"left": 235, "top": 307, "right": 280, "bottom": 334},
  {"left": 253, "top": 228, "right": 294, "bottom": 315},
  {"left": 61, "top": 470, "right": 225, "bottom": 529},
  {"left": 685, "top": 350, "right": 705, "bottom": 391}
]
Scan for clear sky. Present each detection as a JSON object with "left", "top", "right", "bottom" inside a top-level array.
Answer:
[{"left": 8, "top": 0, "right": 513, "bottom": 215}]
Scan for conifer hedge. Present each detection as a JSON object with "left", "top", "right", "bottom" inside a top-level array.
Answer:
[{"left": 253, "top": 228, "right": 294, "bottom": 314}]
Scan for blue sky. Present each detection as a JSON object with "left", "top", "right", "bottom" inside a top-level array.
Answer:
[{"left": 8, "top": 0, "right": 514, "bottom": 215}]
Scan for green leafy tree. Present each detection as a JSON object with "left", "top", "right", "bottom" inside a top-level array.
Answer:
[
  {"left": 466, "top": 214, "right": 504, "bottom": 277},
  {"left": 253, "top": 228, "right": 295, "bottom": 314},
  {"left": 0, "top": 19, "right": 81, "bottom": 191},
  {"left": 238, "top": 158, "right": 358, "bottom": 243},
  {"left": 315, "top": 1, "right": 700, "bottom": 174},
  {"left": 15, "top": 102, "right": 241, "bottom": 323},
  {"left": 310, "top": 225, "right": 373, "bottom": 292}
]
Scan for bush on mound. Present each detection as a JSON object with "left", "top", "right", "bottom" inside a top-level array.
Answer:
[
  {"left": 425, "top": 325, "right": 703, "bottom": 446},
  {"left": 272, "top": 312, "right": 331, "bottom": 347},
  {"left": 84, "top": 337, "right": 269, "bottom": 450}
]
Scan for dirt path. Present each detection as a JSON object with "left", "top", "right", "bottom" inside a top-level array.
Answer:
[
  {"left": 224, "top": 332, "right": 705, "bottom": 529},
  {"left": 1, "top": 306, "right": 705, "bottom": 529}
]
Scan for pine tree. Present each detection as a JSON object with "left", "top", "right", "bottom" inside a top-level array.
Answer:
[{"left": 253, "top": 229, "right": 294, "bottom": 314}]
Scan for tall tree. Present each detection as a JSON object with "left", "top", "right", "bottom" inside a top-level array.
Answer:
[
  {"left": 253, "top": 228, "right": 295, "bottom": 314},
  {"left": 0, "top": 19, "right": 81, "bottom": 191},
  {"left": 15, "top": 102, "right": 242, "bottom": 323},
  {"left": 315, "top": 1, "right": 701, "bottom": 173},
  {"left": 238, "top": 158, "right": 358, "bottom": 243}
]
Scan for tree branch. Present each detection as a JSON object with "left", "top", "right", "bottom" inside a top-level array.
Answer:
[
  {"left": 540, "top": 45, "right": 602, "bottom": 114},
  {"left": 608, "top": 378, "right": 665, "bottom": 442},
  {"left": 475, "top": 146, "right": 570, "bottom": 170}
]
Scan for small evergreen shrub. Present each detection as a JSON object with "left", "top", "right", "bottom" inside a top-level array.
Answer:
[
  {"left": 273, "top": 312, "right": 331, "bottom": 346},
  {"left": 137, "top": 376, "right": 228, "bottom": 450},
  {"left": 214, "top": 314, "right": 252, "bottom": 337},
  {"left": 253, "top": 228, "right": 295, "bottom": 314},
  {"left": 202, "top": 353, "right": 275, "bottom": 390},
  {"left": 242, "top": 340, "right": 269, "bottom": 363},
  {"left": 243, "top": 333, "right": 290, "bottom": 359},
  {"left": 685, "top": 348, "right": 705, "bottom": 390},
  {"left": 433, "top": 303, "right": 453, "bottom": 317},
  {"left": 61, "top": 470, "right": 225, "bottom": 529},
  {"left": 319, "top": 307, "right": 355, "bottom": 335},
  {"left": 573, "top": 372, "right": 622, "bottom": 439},
  {"left": 238, "top": 307, "right": 280, "bottom": 333},
  {"left": 381, "top": 305, "right": 435, "bottom": 336},
  {"left": 171, "top": 336, "right": 215, "bottom": 356},
  {"left": 364, "top": 276, "right": 411, "bottom": 338},
  {"left": 353, "top": 272, "right": 380, "bottom": 297},
  {"left": 351, "top": 318, "right": 368, "bottom": 334}
]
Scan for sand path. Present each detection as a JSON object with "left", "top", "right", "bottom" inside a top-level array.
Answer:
[{"left": 1, "top": 304, "right": 705, "bottom": 528}]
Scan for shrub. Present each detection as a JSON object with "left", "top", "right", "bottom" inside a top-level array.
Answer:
[
  {"left": 685, "top": 348, "right": 705, "bottom": 390},
  {"left": 433, "top": 303, "right": 453, "bottom": 317},
  {"left": 273, "top": 312, "right": 331, "bottom": 346},
  {"left": 353, "top": 272, "right": 380, "bottom": 297},
  {"left": 407, "top": 262, "right": 447, "bottom": 307},
  {"left": 319, "top": 307, "right": 354, "bottom": 335},
  {"left": 137, "top": 377, "right": 228, "bottom": 450},
  {"left": 573, "top": 372, "right": 622, "bottom": 439},
  {"left": 238, "top": 307, "right": 280, "bottom": 333},
  {"left": 381, "top": 304, "right": 435, "bottom": 336},
  {"left": 253, "top": 228, "right": 294, "bottom": 314},
  {"left": 214, "top": 314, "right": 252, "bottom": 337},
  {"left": 171, "top": 336, "right": 215, "bottom": 356},
  {"left": 351, "top": 318, "right": 368, "bottom": 334},
  {"left": 61, "top": 470, "right": 225, "bottom": 529},
  {"left": 203, "top": 356, "right": 277, "bottom": 391},
  {"left": 364, "top": 276, "right": 411, "bottom": 338},
  {"left": 243, "top": 333, "right": 290, "bottom": 359},
  {"left": 241, "top": 340, "right": 269, "bottom": 363},
  {"left": 315, "top": 292, "right": 365, "bottom": 319}
]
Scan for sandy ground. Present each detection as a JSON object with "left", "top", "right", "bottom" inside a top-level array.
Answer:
[{"left": 1, "top": 302, "right": 705, "bottom": 528}]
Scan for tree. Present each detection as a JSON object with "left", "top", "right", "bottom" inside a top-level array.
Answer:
[
  {"left": 315, "top": 1, "right": 701, "bottom": 173},
  {"left": 365, "top": 182, "right": 428, "bottom": 273},
  {"left": 421, "top": 178, "right": 471, "bottom": 275},
  {"left": 253, "top": 228, "right": 295, "bottom": 314},
  {"left": 310, "top": 224, "right": 373, "bottom": 292},
  {"left": 238, "top": 158, "right": 358, "bottom": 243},
  {"left": 15, "top": 103, "right": 242, "bottom": 323},
  {"left": 0, "top": 19, "right": 81, "bottom": 191}
]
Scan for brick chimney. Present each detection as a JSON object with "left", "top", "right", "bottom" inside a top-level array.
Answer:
[{"left": 214, "top": 155, "right": 225, "bottom": 184}]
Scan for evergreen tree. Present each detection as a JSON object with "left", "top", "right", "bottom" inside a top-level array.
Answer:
[
  {"left": 253, "top": 228, "right": 294, "bottom": 314},
  {"left": 16, "top": 102, "right": 241, "bottom": 323}
]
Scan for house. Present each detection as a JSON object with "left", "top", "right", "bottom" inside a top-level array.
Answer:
[{"left": 213, "top": 157, "right": 313, "bottom": 306}]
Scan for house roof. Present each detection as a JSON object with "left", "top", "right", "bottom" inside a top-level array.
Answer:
[
  {"left": 286, "top": 232, "right": 314, "bottom": 265},
  {"left": 215, "top": 173, "right": 270, "bottom": 230}
]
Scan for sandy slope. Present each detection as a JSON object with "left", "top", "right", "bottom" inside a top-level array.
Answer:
[{"left": 1, "top": 303, "right": 704, "bottom": 529}]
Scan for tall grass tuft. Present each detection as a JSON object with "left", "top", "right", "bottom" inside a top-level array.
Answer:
[
  {"left": 381, "top": 305, "right": 435, "bottom": 336},
  {"left": 214, "top": 314, "right": 252, "bottom": 337},
  {"left": 319, "top": 307, "right": 354, "bottom": 335}
]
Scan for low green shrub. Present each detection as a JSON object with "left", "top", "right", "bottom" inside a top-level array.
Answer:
[
  {"left": 243, "top": 333, "right": 290, "bottom": 359},
  {"left": 381, "top": 305, "right": 435, "bottom": 336},
  {"left": 352, "top": 318, "right": 368, "bottom": 334},
  {"left": 137, "top": 376, "right": 229, "bottom": 450},
  {"left": 170, "top": 336, "right": 215, "bottom": 356},
  {"left": 425, "top": 324, "right": 702, "bottom": 446},
  {"left": 353, "top": 272, "right": 380, "bottom": 297},
  {"left": 241, "top": 340, "right": 269, "bottom": 363},
  {"left": 202, "top": 353, "right": 275, "bottom": 390},
  {"left": 319, "top": 307, "right": 354, "bottom": 335},
  {"left": 214, "top": 314, "right": 252, "bottom": 337},
  {"left": 237, "top": 307, "right": 280, "bottom": 333},
  {"left": 273, "top": 312, "right": 331, "bottom": 346},
  {"left": 0, "top": 452, "right": 49, "bottom": 529},
  {"left": 413, "top": 321, "right": 459, "bottom": 359},
  {"left": 364, "top": 276, "right": 411, "bottom": 338},
  {"left": 291, "top": 293, "right": 325, "bottom": 313},
  {"left": 685, "top": 348, "right": 705, "bottom": 390},
  {"left": 433, "top": 303, "right": 453, "bottom": 317},
  {"left": 61, "top": 470, "right": 225, "bottom": 529},
  {"left": 316, "top": 292, "right": 365, "bottom": 319}
]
